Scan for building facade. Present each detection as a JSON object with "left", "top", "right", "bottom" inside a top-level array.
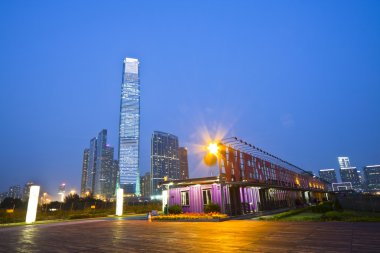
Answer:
[
  {"left": 319, "top": 169, "right": 338, "bottom": 184},
  {"left": 94, "top": 130, "right": 116, "bottom": 199},
  {"left": 118, "top": 57, "right": 141, "bottom": 195},
  {"left": 7, "top": 185, "right": 22, "bottom": 199},
  {"left": 80, "top": 149, "right": 89, "bottom": 196},
  {"left": 338, "top": 157, "right": 351, "bottom": 169},
  {"left": 340, "top": 167, "right": 361, "bottom": 190},
  {"left": 363, "top": 165, "right": 380, "bottom": 192},
  {"left": 81, "top": 129, "right": 118, "bottom": 199},
  {"left": 22, "top": 181, "right": 35, "bottom": 202},
  {"left": 58, "top": 183, "right": 66, "bottom": 202},
  {"left": 178, "top": 147, "right": 189, "bottom": 180},
  {"left": 86, "top": 137, "right": 97, "bottom": 193},
  {"left": 151, "top": 131, "right": 180, "bottom": 199},
  {"left": 162, "top": 140, "right": 328, "bottom": 216},
  {"left": 140, "top": 172, "right": 151, "bottom": 199}
]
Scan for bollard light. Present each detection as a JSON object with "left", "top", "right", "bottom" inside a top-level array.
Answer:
[
  {"left": 26, "top": 185, "right": 40, "bottom": 224},
  {"left": 116, "top": 188, "right": 124, "bottom": 216}
]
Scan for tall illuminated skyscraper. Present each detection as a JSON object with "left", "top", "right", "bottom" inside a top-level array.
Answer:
[
  {"left": 118, "top": 57, "right": 141, "bottom": 195},
  {"left": 80, "top": 148, "right": 89, "bottom": 196},
  {"left": 86, "top": 137, "right": 97, "bottom": 193}
]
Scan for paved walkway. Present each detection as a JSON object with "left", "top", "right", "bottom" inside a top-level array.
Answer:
[{"left": 1, "top": 219, "right": 379, "bottom": 252}]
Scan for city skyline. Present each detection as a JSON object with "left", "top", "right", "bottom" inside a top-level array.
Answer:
[{"left": 1, "top": 1, "right": 380, "bottom": 195}]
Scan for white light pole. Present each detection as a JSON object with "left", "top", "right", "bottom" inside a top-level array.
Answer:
[
  {"left": 26, "top": 185, "right": 40, "bottom": 224},
  {"left": 116, "top": 188, "right": 124, "bottom": 216}
]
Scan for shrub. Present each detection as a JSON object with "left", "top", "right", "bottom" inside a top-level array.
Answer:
[
  {"left": 311, "top": 201, "right": 333, "bottom": 213},
  {"left": 333, "top": 198, "right": 343, "bottom": 211},
  {"left": 321, "top": 211, "right": 357, "bottom": 221},
  {"left": 269, "top": 207, "right": 310, "bottom": 220},
  {"left": 204, "top": 203, "right": 220, "bottom": 213},
  {"left": 168, "top": 205, "right": 182, "bottom": 214}
]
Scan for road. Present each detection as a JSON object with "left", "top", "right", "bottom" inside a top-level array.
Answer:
[{"left": 0, "top": 219, "right": 379, "bottom": 252}]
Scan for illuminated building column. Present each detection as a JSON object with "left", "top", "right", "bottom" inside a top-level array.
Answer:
[
  {"left": 116, "top": 188, "right": 124, "bottom": 216},
  {"left": 26, "top": 185, "right": 40, "bottom": 224}
]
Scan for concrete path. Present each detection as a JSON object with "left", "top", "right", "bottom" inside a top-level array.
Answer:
[{"left": 0, "top": 220, "right": 379, "bottom": 252}]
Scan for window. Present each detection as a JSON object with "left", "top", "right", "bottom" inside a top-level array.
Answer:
[
  {"left": 202, "top": 189, "right": 211, "bottom": 205},
  {"left": 181, "top": 191, "right": 189, "bottom": 206}
]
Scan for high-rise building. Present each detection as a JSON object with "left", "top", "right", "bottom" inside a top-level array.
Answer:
[
  {"left": 337, "top": 156, "right": 361, "bottom": 190},
  {"left": 7, "top": 185, "right": 21, "bottom": 199},
  {"left": 178, "top": 147, "right": 189, "bottom": 180},
  {"left": 363, "top": 165, "right": 380, "bottom": 192},
  {"left": 151, "top": 131, "right": 180, "bottom": 199},
  {"left": 338, "top": 157, "right": 351, "bottom": 169},
  {"left": 86, "top": 137, "right": 97, "bottom": 193},
  {"left": 118, "top": 57, "right": 141, "bottom": 195},
  {"left": 319, "top": 169, "right": 338, "bottom": 184},
  {"left": 82, "top": 129, "right": 117, "bottom": 200},
  {"left": 0, "top": 192, "right": 7, "bottom": 203},
  {"left": 140, "top": 172, "right": 151, "bottom": 198},
  {"left": 340, "top": 167, "right": 361, "bottom": 190},
  {"left": 94, "top": 129, "right": 116, "bottom": 199},
  {"left": 111, "top": 160, "right": 119, "bottom": 197},
  {"left": 22, "top": 181, "right": 34, "bottom": 202},
  {"left": 80, "top": 149, "right": 90, "bottom": 196},
  {"left": 58, "top": 183, "right": 66, "bottom": 202}
]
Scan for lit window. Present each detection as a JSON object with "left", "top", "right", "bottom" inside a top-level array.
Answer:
[
  {"left": 181, "top": 191, "right": 189, "bottom": 206},
  {"left": 203, "top": 189, "right": 211, "bottom": 205}
]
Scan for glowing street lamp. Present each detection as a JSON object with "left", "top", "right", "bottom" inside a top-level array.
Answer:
[
  {"left": 207, "top": 143, "right": 219, "bottom": 155},
  {"left": 204, "top": 142, "right": 219, "bottom": 167}
]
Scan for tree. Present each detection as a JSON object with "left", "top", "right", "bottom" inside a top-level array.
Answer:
[{"left": 0, "top": 197, "right": 24, "bottom": 209}]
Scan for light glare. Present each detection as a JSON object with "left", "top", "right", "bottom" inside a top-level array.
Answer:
[{"left": 207, "top": 143, "right": 219, "bottom": 155}]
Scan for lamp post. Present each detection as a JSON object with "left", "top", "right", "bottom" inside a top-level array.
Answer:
[{"left": 205, "top": 142, "right": 225, "bottom": 214}]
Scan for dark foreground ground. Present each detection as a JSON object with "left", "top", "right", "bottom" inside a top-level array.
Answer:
[{"left": 0, "top": 218, "right": 379, "bottom": 253}]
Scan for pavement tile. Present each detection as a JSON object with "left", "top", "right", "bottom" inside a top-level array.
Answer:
[{"left": 1, "top": 220, "right": 380, "bottom": 252}]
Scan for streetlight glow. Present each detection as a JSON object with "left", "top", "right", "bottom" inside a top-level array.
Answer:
[{"left": 207, "top": 143, "right": 219, "bottom": 155}]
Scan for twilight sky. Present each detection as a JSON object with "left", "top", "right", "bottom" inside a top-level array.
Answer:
[{"left": 0, "top": 1, "right": 379, "bottom": 196}]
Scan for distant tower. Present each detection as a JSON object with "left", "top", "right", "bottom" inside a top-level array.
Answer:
[
  {"left": 58, "top": 183, "right": 66, "bottom": 202},
  {"left": 7, "top": 185, "right": 22, "bottom": 199},
  {"left": 178, "top": 147, "right": 189, "bottom": 180},
  {"left": 363, "top": 165, "right": 380, "bottom": 191},
  {"left": 150, "top": 131, "right": 180, "bottom": 199},
  {"left": 340, "top": 167, "right": 361, "bottom": 190},
  {"left": 338, "top": 157, "right": 350, "bottom": 169},
  {"left": 94, "top": 129, "right": 114, "bottom": 199},
  {"left": 337, "top": 156, "right": 361, "bottom": 189},
  {"left": 118, "top": 57, "right": 141, "bottom": 195},
  {"left": 319, "top": 169, "right": 338, "bottom": 184},
  {"left": 86, "top": 138, "right": 97, "bottom": 193},
  {"left": 80, "top": 149, "right": 90, "bottom": 197},
  {"left": 22, "top": 181, "right": 35, "bottom": 202},
  {"left": 140, "top": 172, "right": 151, "bottom": 198}
]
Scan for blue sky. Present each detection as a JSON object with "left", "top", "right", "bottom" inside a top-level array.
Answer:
[{"left": 0, "top": 1, "right": 379, "bottom": 195}]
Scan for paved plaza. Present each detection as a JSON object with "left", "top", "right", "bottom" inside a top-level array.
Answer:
[{"left": 1, "top": 219, "right": 380, "bottom": 252}]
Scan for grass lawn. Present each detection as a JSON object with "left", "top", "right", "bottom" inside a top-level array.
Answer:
[
  {"left": 257, "top": 208, "right": 380, "bottom": 222},
  {"left": 278, "top": 212, "right": 323, "bottom": 221}
]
